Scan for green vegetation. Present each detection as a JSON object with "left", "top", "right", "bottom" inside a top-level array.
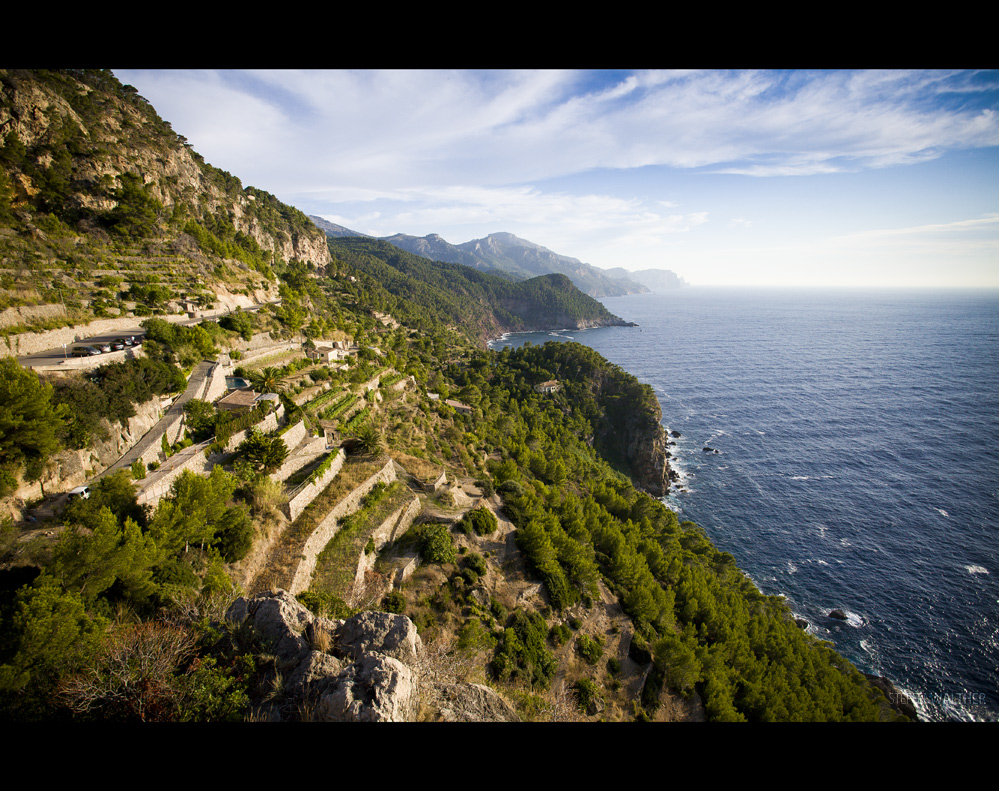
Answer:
[
  {"left": 0, "top": 69, "right": 907, "bottom": 722},
  {"left": 53, "top": 357, "right": 186, "bottom": 449},
  {"left": 328, "top": 237, "right": 625, "bottom": 344},
  {"left": 0, "top": 358, "right": 68, "bottom": 495},
  {"left": 455, "top": 506, "right": 497, "bottom": 536}
]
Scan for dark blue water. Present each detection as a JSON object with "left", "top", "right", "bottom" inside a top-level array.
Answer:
[{"left": 491, "top": 288, "right": 999, "bottom": 722}]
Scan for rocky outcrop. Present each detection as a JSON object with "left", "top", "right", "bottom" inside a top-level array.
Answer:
[
  {"left": 435, "top": 682, "right": 520, "bottom": 723},
  {"left": 864, "top": 673, "right": 920, "bottom": 721},
  {"left": 225, "top": 590, "right": 517, "bottom": 722},
  {"left": 627, "top": 420, "right": 672, "bottom": 497},
  {"left": 0, "top": 69, "right": 331, "bottom": 272},
  {"left": 317, "top": 653, "right": 419, "bottom": 723}
]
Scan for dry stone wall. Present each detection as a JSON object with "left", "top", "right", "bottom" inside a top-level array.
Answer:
[
  {"left": 284, "top": 448, "right": 346, "bottom": 521},
  {"left": 216, "top": 410, "right": 281, "bottom": 456},
  {"left": 350, "top": 495, "right": 422, "bottom": 601},
  {"left": 288, "top": 458, "right": 398, "bottom": 595},
  {"left": 136, "top": 441, "right": 215, "bottom": 506},
  {"left": 4, "top": 313, "right": 192, "bottom": 358},
  {"left": 30, "top": 344, "right": 146, "bottom": 373},
  {"left": 271, "top": 435, "right": 326, "bottom": 484}
]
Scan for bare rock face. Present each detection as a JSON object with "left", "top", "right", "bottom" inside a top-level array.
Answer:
[
  {"left": 226, "top": 589, "right": 313, "bottom": 663},
  {"left": 316, "top": 653, "right": 418, "bottom": 723},
  {"left": 335, "top": 611, "right": 422, "bottom": 666},
  {"left": 285, "top": 651, "right": 346, "bottom": 699},
  {"left": 436, "top": 683, "right": 520, "bottom": 723},
  {"left": 226, "top": 590, "right": 517, "bottom": 722}
]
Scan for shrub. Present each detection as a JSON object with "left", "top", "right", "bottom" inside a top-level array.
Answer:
[
  {"left": 213, "top": 505, "right": 254, "bottom": 563},
  {"left": 489, "top": 610, "right": 556, "bottom": 690},
  {"left": 575, "top": 678, "right": 603, "bottom": 715},
  {"left": 419, "top": 523, "right": 455, "bottom": 566},
  {"left": 576, "top": 634, "right": 604, "bottom": 665},
  {"left": 464, "top": 552, "right": 487, "bottom": 577},
  {"left": 382, "top": 590, "right": 406, "bottom": 614},
  {"left": 456, "top": 506, "right": 498, "bottom": 537},
  {"left": 549, "top": 622, "right": 572, "bottom": 647}
]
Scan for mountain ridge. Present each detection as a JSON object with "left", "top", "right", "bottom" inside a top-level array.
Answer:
[{"left": 308, "top": 217, "right": 669, "bottom": 299}]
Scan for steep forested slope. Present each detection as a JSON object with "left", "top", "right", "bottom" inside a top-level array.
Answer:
[
  {"left": 328, "top": 236, "right": 633, "bottom": 345},
  {"left": 0, "top": 69, "right": 329, "bottom": 332}
]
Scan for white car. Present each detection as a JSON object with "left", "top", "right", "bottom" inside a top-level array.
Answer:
[{"left": 67, "top": 485, "right": 90, "bottom": 500}]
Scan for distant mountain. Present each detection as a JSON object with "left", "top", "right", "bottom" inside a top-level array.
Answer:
[
  {"left": 359, "top": 230, "right": 648, "bottom": 298},
  {"left": 327, "top": 236, "right": 635, "bottom": 343},
  {"left": 604, "top": 267, "right": 688, "bottom": 292},
  {"left": 308, "top": 215, "right": 369, "bottom": 238},
  {"left": 456, "top": 232, "right": 649, "bottom": 298},
  {"left": 380, "top": 233, "right": 485, "bottom": 270}
]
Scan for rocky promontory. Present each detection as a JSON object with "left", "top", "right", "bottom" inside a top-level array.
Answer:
[{"left": 225, "top": 589, "right": 519, "bottom": 722}]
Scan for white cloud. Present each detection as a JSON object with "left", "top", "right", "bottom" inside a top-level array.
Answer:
[{"left": 118, "top": 68, "right": 999, "bottom": 194}]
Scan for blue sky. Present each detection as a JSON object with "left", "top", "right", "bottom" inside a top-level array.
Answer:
[{"left": 115, "top": 69, "right": 999, "bottom": 288}]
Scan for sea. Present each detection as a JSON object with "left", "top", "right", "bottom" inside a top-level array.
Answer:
[{"left": 490, "top": 287, "right": 999, "bottom": 722}]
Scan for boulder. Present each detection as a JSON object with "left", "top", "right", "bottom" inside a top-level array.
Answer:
[
  {"left": 335, "top": 610, "right": 422, "bottom": 666},
  {"left": 226, "top": 589, "right": 313, "bottom": 663},
  {"left": 436, "top": 683, "right": 520, "bottom": 723},
  {"left": 316, "top": 652, "right": 418, "bottom": 722},
  {"left": 828, "top": 609, "right": 849, "bottom": 620},
  {"left": 286, "top": 650, "right": 346, "bottom": 698}
]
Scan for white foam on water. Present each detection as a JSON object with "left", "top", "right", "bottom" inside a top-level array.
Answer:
[
  {"left": 844, "top": 610, "right": 865, "bottom": 628},
  {"left": 965, "top": 565, "right": 989, "bottom": 575},
  {"left": 787, "top": 561, "right": 797, "bottom": 574},
  {"left": 936, "top": 508, "right": 949, "bottom": 517}
]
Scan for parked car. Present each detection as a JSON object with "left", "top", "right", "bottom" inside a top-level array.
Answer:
[
  {"left": 98, "top": 343, "right": 112, "bottom": 353},
  {"left": 110, "top": 339, "right": 126, "bottom": 351},
  {"left": 72, "top": 346, "right": 102, "bottom": 356},
  {"left": 67, "top": 485, "right": 90, "bottom": 501}
]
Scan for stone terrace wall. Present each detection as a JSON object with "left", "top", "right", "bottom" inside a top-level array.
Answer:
[
  {"left": 214, "top": 410, "right": 281, "bottom": 456},
  {"left": 271, "top": 435, "right": 326, "bottom": 484},
  {"left": 24, "top": 344, "right": 146, "bottom": 373},
  {"left": 351, "top": 495, "right": 422, "bottom": 602},
  {"left": 136, "top": 441, "right": 215, "bottom": 507},
  {"left": 284, "top": 448, "right": 346, "bottom": 521},
  {"left": 276, "top": 419, "right": 308, "bottom": 454},
  {"left": 289, "top": 457, "right": 398, "bottom": 595}
]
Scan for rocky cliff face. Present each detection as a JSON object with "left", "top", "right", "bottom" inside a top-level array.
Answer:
[
  {"left": 620, "top": 400, "right": 674, "bottom": 497},
  {"left": 0, "top": 69, "right": 330, "bottom": 268},
  {"left": 225, "top": 590, "right": 520, "bottom": 722}
]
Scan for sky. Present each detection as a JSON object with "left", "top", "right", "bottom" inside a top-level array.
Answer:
[{"left": 114, "top": 69, "right": 999, "bottom": 288}]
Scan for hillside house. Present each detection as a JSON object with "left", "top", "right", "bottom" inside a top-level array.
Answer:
[
  {"left": 445, "top": 398, "right": 473, "bottom": 416},
  {"left": 216, "top": 388, "right": 260, "bottom": 414},
  {"left": 534, "top": 380, "right": 561, "bottom": 394},
  {"left": 307, "top": 345, "right": 348, "bottom": 364}
]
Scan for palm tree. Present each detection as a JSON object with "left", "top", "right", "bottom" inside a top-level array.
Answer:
[
  {"left": 355, "top": 424, "right": 384, "bottom": 456},
  {"left": 249, "top": 366, "right": 288, "bottom": 394}
]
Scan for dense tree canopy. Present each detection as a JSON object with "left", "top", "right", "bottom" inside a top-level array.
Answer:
[{"left": 0, "top": 358, "right": 69, "bottom": 494}]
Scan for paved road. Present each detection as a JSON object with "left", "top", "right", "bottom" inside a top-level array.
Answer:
[
  {"left": 96, "top": 359, "right": 216, "bottom": 481},
  {"left": 16, "top": 300, "right": 280, "bottom": 367}
]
